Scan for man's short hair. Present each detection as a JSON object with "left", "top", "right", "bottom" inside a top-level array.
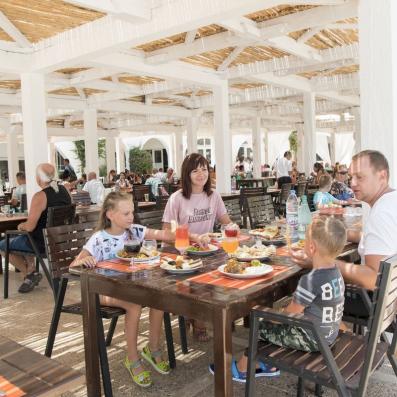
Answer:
[
  {"left": 16, "top": 171, "right": 25, "bottom": 180},
  {"left": 284, "top": 151, "right": 291, "bottom": 158},
  {"left": 64, "top": 158, "right": 70, "bottom": 163},
  {"left": 318, "top": 173, "right": 332, "bottom": 189},
  {"left": 352, "top": 150, "right": 389, "bottom": 179}
]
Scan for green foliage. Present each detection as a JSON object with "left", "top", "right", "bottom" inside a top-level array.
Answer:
[
  {"left": 129, "top": 147, "right": 153, "bottom": 174},
  {"left": 73, "top": 139, "right": 106, "bottom": 172},
  {"left": 288, "top": 130, "right": 298, "bottom": 156},
  {"left": 99, "top": 164, "right": 107, "bottom": 178}
]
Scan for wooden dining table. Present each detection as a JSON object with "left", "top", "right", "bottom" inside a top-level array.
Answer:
[
  {"left": 80, "top": 242, "right": 303, "bottom": 397},
  {"left": 0, "top": 213, "right": 28, "bottom": 234}
]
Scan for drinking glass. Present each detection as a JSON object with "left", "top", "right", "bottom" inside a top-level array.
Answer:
[
  {"left": 175, "top": 224, "right": 189, "bottom": 255},
  {"left": 221, "top": 237, "right": 239, "bottom": 257},
  {"left": 224, "top": 223, "right": 239, "bottom": 238},
  {"left": 124, "top": 239, "right": 141, "bottom": 253},
  {"left": 142, "top": 239, "right": 157, "bottom": 256},
  {"left": 144, "top": 193, "right": 149, "bottom": 202}
]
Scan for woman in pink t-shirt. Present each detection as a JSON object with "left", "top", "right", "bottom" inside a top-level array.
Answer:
[{"left": 163, "top": 153, "right": 232, "bottom": 341}]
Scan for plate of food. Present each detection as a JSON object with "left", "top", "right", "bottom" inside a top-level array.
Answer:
[
  {"left": 160, "top": 255, "right": 203, "bottom": 274},
  {"left": 232, "top": 244, "right": 275, "bottom": 261},
  {"left": 207, "top": 232, "right": 224, "bottom": 242},
  {"left": 186, "top": 244, "right": 220, "bottom": 256},
  {"left": 116, "top": 249, "right": 160, "bottom": 263},
  {"left": 218, "top": 258, "right": 273, "bottom": 279},
  {"left": 249, "top": 226, "right": 286, "bottom": 246}
]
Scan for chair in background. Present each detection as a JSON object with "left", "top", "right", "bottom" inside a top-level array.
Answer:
[
  {"left": 3, "top": 204, "right": 76, "bottom": 299},
  {"left": 245, "top": 254, "right": 397, "bottom": 397},
  {"left": 134, "top": 209, "right": 164, "bottom": 230},
  {"left": 156, "top": 194, "right": 169, "bottom": 210},
  {"left": 296, "top": 181, "right": 308, "bottom": 198},
  {"left": 307, "top": 192, "right": 316, "bottom": 212},
  {"left": 240, "top": 187, "right": 267, "bottom": 228},
  {"left": 20, "top": 193, "right": 27, "bottom": 212},
  {"left": 71, "top": 191, "right": 91, "bottom": 206},
  {"left": 132, "top": 184, "right": 150, "bottom": 201},
  {"left": 245, "top": 194, "right": 275, "bottom": 229},
  {"left": 169, "top": 184, "right": 180, "bottom": 195},
  {"left": 274, "top": 183, "right": 292, "bottom": 217},
  {"left": 223, "top": 196, "right": 244, "bottom": 228}
]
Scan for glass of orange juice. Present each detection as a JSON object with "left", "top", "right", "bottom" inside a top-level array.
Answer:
[
  {"left": 221, "top": 237, "right": 239, "bottom": 257},
  {"left": 175, "top": 224, "right": 189, "bottom": 255}
]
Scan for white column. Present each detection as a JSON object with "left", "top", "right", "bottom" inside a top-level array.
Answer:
[
  {"left": 105, "top": 137, "right": 116, "bottom": 175},
  {"left": 48, "top": 142, "right": 57, "bottom": 166},
  {"left": 252, "top": 116, "right": 262, "bottom": 178},
  {"left": 303, "top": 92, "right": 316, "bottom": 176},
  {"left": 186, "top": 115, "right": 199, "bottom": 154},
  {"left": 213, "top": 82, "right": 232, "bottom": 193},
  {"left": 296, "top": 123, "right": 305, "bottom": 173},
  {"left": 351, "top": 106, "right": 361, "bottom": 155},
  {"left": 174, "top": 132, "right": 184, "bottom": 175},
  {"left": 115, "top": 137, "right": 124, "bottom": 173},
  {"left": 125, "top": 144, "right": 130, "bottom": 171},
  {"left": 7, "top": 125, "right": 19, "bottom": 186},
  {"left": 263, "top": 128, "right": 269, "bottom": 165},
  {"left": 359, "top": 0, "right": 397, "bottom": 186},
  {"left": 330, "top": 130, "right": 336, "bottom": 165},
  {"left": 83, "top": 109, "right": 99, "bottom": 175},
  {"left": 21, "top": 73, "right": 48, "bottom": 205}
]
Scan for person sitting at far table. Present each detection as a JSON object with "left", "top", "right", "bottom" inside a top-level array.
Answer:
[
  {"left": 313, "top": 174, "right": 349, "bottom": 209},
  {"left": 83, "top": 172, "right": 105, "bottom": 204},
  {"left": 10, "top": 171, "right": 26, "bottom": 207}
]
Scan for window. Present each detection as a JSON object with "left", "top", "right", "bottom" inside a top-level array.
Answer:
[
  {"left": 197, "top": 137, "right": 212, "bottom": 164},
  {"left": 154, "top": 150, "right": 162, "bottom": 163},
  {"left": 197, "top": 138, "right": 204, "bottom": 145}
]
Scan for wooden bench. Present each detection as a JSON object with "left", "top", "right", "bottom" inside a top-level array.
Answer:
[{"left": 0, "top": 336, "right": 84, "bottom": 396}]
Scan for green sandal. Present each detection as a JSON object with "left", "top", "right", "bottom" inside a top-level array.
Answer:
[
  {"left": 124, "top": 357, "right": 152, "bottom": 388},
  {"left": 141, "top": 345, "right": 170, "bottom": 375}
]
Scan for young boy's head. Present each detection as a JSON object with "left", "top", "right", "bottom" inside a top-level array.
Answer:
[
  {"left": 305, "top": 216, "right": 347, "bottom": 260},
  {"left": 318, "top": 173, "right": 332, "bottom": 192}
]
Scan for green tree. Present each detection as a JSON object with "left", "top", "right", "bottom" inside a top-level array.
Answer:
[
  {"left": 288, "top": 130, "right": 298, "bottom": 158},
  {"left": 129, "top": 147, "right": 152, "bottom": 174},
  {"left": 73, "top": 139, "right": 106, "bottom": 172}
]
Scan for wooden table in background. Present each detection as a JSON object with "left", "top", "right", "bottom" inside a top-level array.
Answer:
[{"left": 0, "top": 214, "right": 27, "bottom": 234}]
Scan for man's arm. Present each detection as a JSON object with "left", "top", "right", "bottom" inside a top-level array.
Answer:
[
  {"left": 335, "top": 254, "right": 382, "bottom": 291},
  {"left": 18, "top": 191, "right": 46, "bottom": 232},
  {"left": 347, "top": 229, "right": 361, "bottom": 243}
]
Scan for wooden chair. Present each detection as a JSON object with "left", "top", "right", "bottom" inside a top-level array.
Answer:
[
  {"left": 245, "top": 193, "right": 276, "bottom": 229},
  {"left": 245, "top": 254, "right": 397, "bottom": 397},
  {"left": 274, "top": 182, "right": 292, "bottom": 217},
  {"left": 240, "top": 187, "right": 267, "bottom": 228},
  {"left": 0, "top": 335, "right": 84, "bottom": 396},
  {"left": 169, "top": 184, "right": 180, "bottom": 195},
  {"left": 223, "top": 196, "right": 243, "bottom": 228},
  {"left": 0, "top": 196, "right": 7, "bottom": 207},
  {"left": 307, "top": 192, "right": 316, "bottom": 212},
  {"left": 296, "top": 182, "right": 308, "bottom": 198},
  {"left": 133, "top": 184, "right": 150, "bottom": 201},
  {"left": 156, "top": 194, "right": 169, "bottom": 210},
  {"left": 134, "top": 209, "right": 164, "bottom": 230},
  {"left": 3, "top": 204, "right": 76, "bottom": 299},
  {"left": 20, "top": 193, "right": 27, "bottom": 212},
  {"left": 71, "top": 191, "right": 91, "bottom": 206}
]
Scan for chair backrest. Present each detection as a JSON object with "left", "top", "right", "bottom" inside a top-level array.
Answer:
[
  {"left": 0, "top": 196, "right": 7, "bottom": 206},
  {"left": 134, "top": 209, "right": 164, "bottom": 230},
  {"left": 307, "top": 192, "right": 316, "bottom": 212},
  {"left": 240, "top": 186, "right": 267, "bottom": 198},
  {"left": 43, "top": 221, "right": 97, "bottom": 288},
  {"left": 169, "top": 184, "right": 180, "bottom": 195},
  {"left": 279, "top": 183, "right": 292, "bottom": 204},
  {"left": 71, "top": 191, "right": 91, "bottom": 206},
  {"left": 296, "top": 182, "right": 307, "bottom": 198},
  {"left": 132, "top": 185, "right": 150, "bottom": 201},
  {"left": 357, "top": 255, "right": 397, "bottom": 395},
  {"left": 46, "top": 204, "right": 76, "bottom": 227},
  {"left": 156, "top": 194, "right": 169, "bottom": 210},
  {"left": 246, "top": 194, "right": 275, "bottom": 228},
  {"left": 222, "top": 196, "right": 243, "bottom": 227}
]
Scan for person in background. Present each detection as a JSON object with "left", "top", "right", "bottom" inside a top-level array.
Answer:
[
  {"left": 313, "top": 174, "right": 349, "bottom": 209},
  {"left": 162, "top": 153, "right": 232, "bottom": 341},
  {"left": 234, "top": 156, "right": 245, "bottom": 171},
  {"left": 216, "top": 216, "right": 346, "bottom": 382},
  {"left": 311, "top": 162, "right": 326, "bottom": 185},
  {"left": 115, "top": 172, "right": 132, "bottom": 192},
  {"left": 275, "top": 151, "right": 292, "bottom": 187},
  {"left": 63, "top": 158, "right": 77, "bottom": 181},
  {"left": 165, "top": 168, "right": 175, "bottom": 184},
  {"left": 145, "top": 170, "right": 162, "bottom": 200},
  {"left": 10, "top": 172, "right": 26, "bottom": 207},
  {"left": 290, "top": 161, "right": 298, "bottom": 185},
  {"left": 60, "top": 169, "right": 74, "bottom": 192},
  {"left": 330, "top": 164, "right": 354, "bottom": 201},
  {"left": 155, "top": 168, "right": 166, "bottom": 182},
  {"left": 83, "top": 172, "right": 105, "bottom": 204},
  {"left": 262, "top": 164, "right": 272, "bottom": 177},
  {"left": 0, "top": 164, "right": 71, "bottom": 293},
  {"left": 107, "top": 169, "right": 117, "bottom": 184}
]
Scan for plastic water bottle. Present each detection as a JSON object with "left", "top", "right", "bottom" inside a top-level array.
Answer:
[
  {"left": 231, "top": 175, "right": 237, "bottom": 191},
  {"left": 286, "top": 190, "right": 299, "bottom": 241},
  {"left": 298, "top": 195, "right": 312, "bottom": 240}
]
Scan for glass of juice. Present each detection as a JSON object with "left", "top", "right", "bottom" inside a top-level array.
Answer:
[
  {"left": 175, "top": 224, "right": 189, "bottom": 255},
  {"left": 224, "top": 223, "right": 239, "bottom": 237},
  {"left": 221, "top": 238, "right": 239, "bottom": 257}
]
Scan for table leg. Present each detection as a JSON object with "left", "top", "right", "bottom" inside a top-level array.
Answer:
[
  {"left": 81, "top": 273, "right": 101, "bottom": 396},
  {"left": 213, "top": 308, "right": 233, "bottom": 397}
]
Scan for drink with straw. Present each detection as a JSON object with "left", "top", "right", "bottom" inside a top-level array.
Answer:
[
  {"left": 221, "top": 238, "right": 239, "bottom": 256},
  {"left": 175, "top": 224, "right": 189, "bottom": 255}
]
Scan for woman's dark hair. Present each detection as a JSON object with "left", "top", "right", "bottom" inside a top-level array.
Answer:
[
  {"left": 61, "top": 169, "right": 70, "bottom": 181},
  {"left": 181, "top": 153, "right": 212, "bottom": 199},
  {"left": 313, "top": 162, "right": 324, "bottom": 173}
]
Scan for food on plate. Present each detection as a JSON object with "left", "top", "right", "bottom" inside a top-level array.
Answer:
[
  {"left": 233, "top": 244, "right": 275, "bottom": 259},
  {"left": 250, "top": 259, "right": 262, "bottom": 267},
  {"left": 187, "top": 245, "right": 210, "bottom": 252},
  {"left": 249, "top": 226, "right": 280, "bottom": 240},
  {"left": 208, "top": 232, "right": 223, "bottom": 239},
  {"left": 117, "top": 250, "right": 150, "bottom": 259},
  {"left": 161, "top": 256, "right": 203, "bottom": 270},
  {"left": 224, "top": 258, "right": 246, "bottom": 274}
]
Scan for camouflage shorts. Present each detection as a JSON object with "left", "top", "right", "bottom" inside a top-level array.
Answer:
[{"left": 259, "top": 321, "right": 318, "bottom": 352}]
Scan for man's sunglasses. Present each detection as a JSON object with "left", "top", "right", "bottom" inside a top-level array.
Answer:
[{"left": 338, "top": 171, "right": 348, "bottom": 175}]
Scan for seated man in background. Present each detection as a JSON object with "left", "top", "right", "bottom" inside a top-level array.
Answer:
[
  {"left": 83, "top": 172, "right": 105, "bottom": 204},
  {"left": 10, "top": 171, "right": 26, "bottom": 207}
]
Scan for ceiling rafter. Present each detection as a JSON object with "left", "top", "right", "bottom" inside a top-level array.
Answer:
[{"left": 0, "top": 11, "right": 32, "bottom": 48}]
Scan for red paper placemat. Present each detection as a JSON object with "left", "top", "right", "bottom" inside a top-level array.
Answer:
[
  {"left": 186, "top": 265, "right": 290, "bottom": 290},
  {"left": 0, "top": 376, "right": 26, "bottom": 397},
  {"left": 96, "top": 253, "right": 178, "bottom": 273}
]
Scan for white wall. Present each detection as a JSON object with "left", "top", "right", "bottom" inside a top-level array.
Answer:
[{"left": 0, "top": 142, "right": 25, "bottom": 160}]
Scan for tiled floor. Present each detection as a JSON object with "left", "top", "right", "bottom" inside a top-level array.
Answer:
[{"left": 0, "top": 269, "right": 396, "bottom": 396}]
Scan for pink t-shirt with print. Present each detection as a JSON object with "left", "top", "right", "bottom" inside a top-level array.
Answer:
[{"left": 162, "top": 190, "right": 227, "bottom": 235}]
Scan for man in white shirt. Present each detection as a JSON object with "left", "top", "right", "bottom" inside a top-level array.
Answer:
[
  {"left": 276, "top": 151, "right": 292, "bottom": 187},
  {"left": 292, "top": 150, "right": 397, "bottom": 291},
  {"left": 83, "top": 172, "right": 105, "bottom": 204},
  {"left": 11, "top": 172, "right": 26, "bottom": 207}
]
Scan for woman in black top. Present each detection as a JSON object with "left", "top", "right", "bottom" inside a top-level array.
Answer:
[{"left": 0, "top": 163, "right": 71, "bottom": 293}]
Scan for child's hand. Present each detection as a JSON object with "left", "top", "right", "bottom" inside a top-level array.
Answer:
[
  {"left": 192, "top": 233, "right": 210, "bottom": 249},
  {"left": 74, "top": 256, "right": 97, "bottom": 269},
  {"left": 290, "top": 249, "right": 313, "bottom": 269}
]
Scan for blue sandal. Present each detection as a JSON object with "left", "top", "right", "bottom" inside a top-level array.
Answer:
[{"left": 208, "top": 359, "right": 280, "bottom": 383}]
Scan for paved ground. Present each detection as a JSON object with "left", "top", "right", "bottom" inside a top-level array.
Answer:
[{"left": 0, "top": 269, "right": 396, "bottom": 396}]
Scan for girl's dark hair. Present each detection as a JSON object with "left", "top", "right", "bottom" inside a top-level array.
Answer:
[
  {"left": 181, "top": 153, "right": 212, "bottom": 199},
  {"left": 97, "top": 191, "right": 132, "bottom": 231}
]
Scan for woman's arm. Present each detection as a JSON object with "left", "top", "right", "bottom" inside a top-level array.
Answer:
[
  {"left": 70, "top": 249, "right": 97, "bottom": 268},
  {"left": 219, "top": 213, "right": 232, "bottom": 225},
  {"left": 17, "top": 191, "right": 47, "bottom": 232},
  {"left": 146, "top": 227, "right": 209, "bottom": 247}
]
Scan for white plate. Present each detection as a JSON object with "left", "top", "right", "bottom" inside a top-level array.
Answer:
[
  {"left": 217, "top": 264, "right": 273, "bottom": 279},
  {"left": 186, "top": 244, "right": 220, "bottom": 256},
  {"left": 160, "top": 260, "right": 203, "bottom": 274},
  {"left": 115, "top": 253, "right": 160, "bottom": 263}
]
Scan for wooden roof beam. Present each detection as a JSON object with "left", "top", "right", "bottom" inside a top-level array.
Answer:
[
  {"left": 217, "top": 46, "right": 246, "bottom": 71},
  {"left": 0, "top": 11, "right": 32, "bottom": 48}
]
